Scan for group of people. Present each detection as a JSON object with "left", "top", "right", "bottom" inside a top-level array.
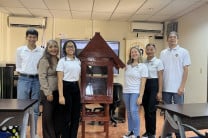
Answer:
[
  {"left": 16, "top": 28, "right": 81, "bottom": 138},
  {"left": 122, "top": 31, "right": 191, "bottom": 138},
  {"left": 15, "top": 28, "right": 191, "bottom": 138}
]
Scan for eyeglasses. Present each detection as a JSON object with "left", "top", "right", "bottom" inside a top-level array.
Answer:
[{"left": 66, "top": 45, "right": 75, "bottom": 49}]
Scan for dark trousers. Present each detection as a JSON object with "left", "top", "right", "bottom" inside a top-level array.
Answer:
[
  {"left": 41, "top": 90, "right": 64, "bottom": 138},
  {"left": 62, "top": 81, "right": 81, "bottom": 138},
  {"left": 142, "top": 79, "right": 159, "bottom": 135}
]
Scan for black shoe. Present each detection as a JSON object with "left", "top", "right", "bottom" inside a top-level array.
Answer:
[
  {"left": 142, "top": 132, "right": 149, "bottom": 138},
  {"left": 123, "top": 131, "right": 134, "bottom": 138},
  {"left": 166, "top": 133, "right": 172, "bottom": 138}
]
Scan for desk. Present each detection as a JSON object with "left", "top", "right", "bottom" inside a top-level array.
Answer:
[
  {"left": 0, "top": 99, "right": 38, "bottom": 138},
  {"left": 157, "top": 103, "right": 208, "bottom": 138}
]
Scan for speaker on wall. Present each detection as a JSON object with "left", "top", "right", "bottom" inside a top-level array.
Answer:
[
  {"left": 154, "top": 35, "right": 164, "bottom": 39},
  {"left": 166, "top": 22, "right": 178, "bottom": 35}
]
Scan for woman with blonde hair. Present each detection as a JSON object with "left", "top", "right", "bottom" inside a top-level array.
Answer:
[{"left": 123, "top": 46, "right": 148, "bottom": 138}]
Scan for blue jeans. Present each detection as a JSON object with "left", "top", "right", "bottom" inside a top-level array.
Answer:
[
  {"left": 123, "top": 93, "right": 140, "bottom": 136},
  {"left": 17, "top": 76, "right": 40, "bottom": 134},
  {"left": 162, "top": 92, "right": 184, "bottom": 104}
]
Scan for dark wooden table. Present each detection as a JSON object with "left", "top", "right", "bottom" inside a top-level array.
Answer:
[
  {"left": 157, "top": 103, "right": 208, "bottom": 138},
  {"left": 0, "top": 99, "right": 38, "bottom": 138}
]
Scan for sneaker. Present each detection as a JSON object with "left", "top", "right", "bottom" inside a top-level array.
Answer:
[
  {"left": 142, "top": 132, "right": 149, "bottom": 138},
  {"left": 130, "top": 135, "right": 140, "bottom": 138},
  {"left": 123, "top": 131, "right": 134, "bottom": 138},
  {"left": 131, "top": 135, "right": 140, "bottom": 138}
]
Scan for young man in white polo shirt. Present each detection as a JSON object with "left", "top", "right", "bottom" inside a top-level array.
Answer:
[
  {"left": 16, "top": 28, "right": 43, "bottom": 137},
  {"left": 160, "top": 31, "right": 191, "bottom": 138}
]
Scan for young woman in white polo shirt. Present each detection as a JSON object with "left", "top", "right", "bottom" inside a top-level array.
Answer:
[
  {"left": 123, "top": 46, "right": 148, "bottom": 138},
  {"left": 56, "top": 40, "right": 81, "bottom": 138},
  {"left": 142, "top": 44, "right": 164, "bottom": 138}
]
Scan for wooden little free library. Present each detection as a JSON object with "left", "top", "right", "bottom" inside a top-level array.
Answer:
[{"left": 78, "top": 32, "right": 125, "bottom": 138}]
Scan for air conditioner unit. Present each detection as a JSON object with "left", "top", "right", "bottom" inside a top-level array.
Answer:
[
  {"left": 131, "top": 22, "right": 163, "bottom": 33},
  {"left": 8, "top": 16, "right": 46, "bottom": 28}
]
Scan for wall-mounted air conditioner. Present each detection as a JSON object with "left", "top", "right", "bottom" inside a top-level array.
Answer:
[
  {"left": 131, "top": 22, "right": 163, "bottom": 33},
  {"left": 8, "top": 16, "right": 47, "bottom": 28}
]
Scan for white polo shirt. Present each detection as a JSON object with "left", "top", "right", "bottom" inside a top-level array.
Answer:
[
  {"left": 160, "top": 45, "right": 191, "bottom": 93},
  {"left": 123, "top": 63, "right": 148, "bottom": 94},
  {"left": 56, "top": 56, "right": 81, "bottom": 82},
  {"left": 16, "top": 45, "right": 44, "bottom": 75},
  {"left": 144, "top": 57, "right": 164, "bottom": 78}
]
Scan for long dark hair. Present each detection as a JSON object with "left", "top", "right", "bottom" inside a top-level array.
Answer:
[{"left": 62, "top": 40, "right": 78, "bottom": 58}]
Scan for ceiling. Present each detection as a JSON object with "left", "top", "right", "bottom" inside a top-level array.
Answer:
[{"left": 0, "top": 0, "right": 208, "bottom": 22}]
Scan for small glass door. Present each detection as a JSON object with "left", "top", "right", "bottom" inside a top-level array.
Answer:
[{"left": 85, "top": 66, "right": 108, "bottom": 96}]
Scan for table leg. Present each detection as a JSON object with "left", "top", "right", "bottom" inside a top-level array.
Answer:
[
  {"left": 21, "top": 112, "right": 29, "bottom": 138},
  {"left": 29, "top": 107, "right": 35, "bottom": 138},
  {"left": 161, "top": 111, "right": 186, "bottom": 138},
  {"left": 161, "top": 111, "right": 179, "bottom": 138},
  {"left": 173, "top": 115, "right": 185, "bottom": 138},
  {"left": 161, "top": 119, "right": 172, "bottom": 138}
]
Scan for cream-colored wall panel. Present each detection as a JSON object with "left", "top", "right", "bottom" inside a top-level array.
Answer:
[
  {"left": 0, "top": 12, "right": 4, "bottom": 63},
  {"left": 54, "top": 18, "right": 92, "bottom": 39},
  {"left": 178, "top": 4, "right": 208, "bottom": 103},
  {"left": 0, "top": 12, "right": 9, "bottom": 64}
]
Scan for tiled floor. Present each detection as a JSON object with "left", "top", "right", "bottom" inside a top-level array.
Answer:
[{"left": 33, "top": 106, "right": 207, "bottom": 138}]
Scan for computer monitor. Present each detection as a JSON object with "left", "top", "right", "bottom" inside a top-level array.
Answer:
[{"left": 59, "top": 39, "right": 120, "bottom": 75}]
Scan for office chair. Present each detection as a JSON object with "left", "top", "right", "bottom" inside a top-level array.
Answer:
[
  {"left": 160, "top": 111, "right": 208, "bottom": 138},
  {"left": 0, "top": 117, "right": 14, "bottom": 127},
  {"left": 92, "top": 83, "right": 125, "bottom": 127},
  {"left": 0, "top": 117, "right": 14, "bottom": 138},
  {"left": 109, "top": 83, "right": 125, "bottom": 127}
]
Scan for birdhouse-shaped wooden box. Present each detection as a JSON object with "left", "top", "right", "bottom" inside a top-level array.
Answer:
[
  {"left": 79, "top": 32, "right": 125, "bottom": 138},
  {"left": 78, "top": 32, "right": 125, "bottom": 104}
]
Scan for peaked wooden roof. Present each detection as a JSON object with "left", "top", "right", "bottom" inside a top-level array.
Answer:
[{"left": 78, "top": 32, "right": 125, "bottom": 69}]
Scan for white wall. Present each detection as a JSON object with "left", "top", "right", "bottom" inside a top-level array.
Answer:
[{"left": 178, "top": 4, "right": 208, "bottom": 103}]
